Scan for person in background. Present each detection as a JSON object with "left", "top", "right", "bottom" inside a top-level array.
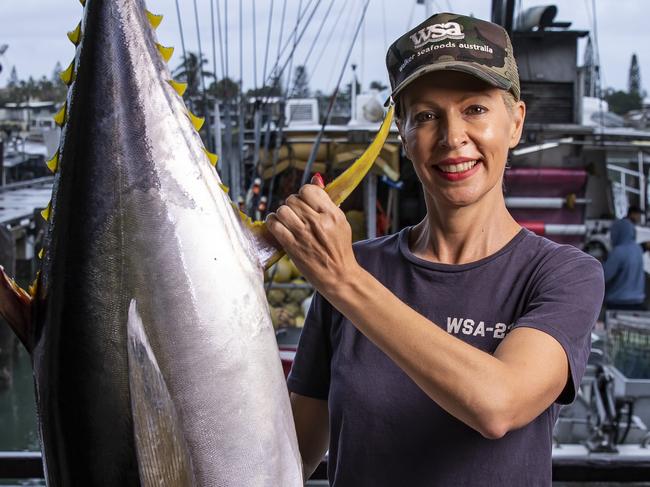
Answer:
[
  {"left": 604, "top": 217, "right": 646, "bottom": 310},
  {"left": 626, "top": 205, "right": 644, "bottom": 226}
]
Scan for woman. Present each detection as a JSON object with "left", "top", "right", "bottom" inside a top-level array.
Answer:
[{"left": 266, "top": 13, "right": 604, "bottom": 487}]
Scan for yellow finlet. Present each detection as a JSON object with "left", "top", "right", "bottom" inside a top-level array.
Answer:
[
  {"left": 38, "top": 248, "right": 44, "bottom": 260},
  {"left": 167, "top": 79, "right": 188, "bottom": 97},
  {"left": 41, "top": 202, "right": 52, "bottom": 222},
  {"left": 79, "top": 0, "right": 86, "bottom": 6},
  {"left": 28, "top": 271, "right": 40, "bottom": 298},
  {"left": 187, "top": 111, "right": 205, "bottom": 131},
  {"left": 156, "top": 44, "right": 174, "bottom": 63},
  {"left": 46, "top": 151, "right": 59, "bottom": 173},
  {"left": 53, "top": 103, "right": 66, "bottom": 127},
  {"left": 202, "top": 148, "right": 218, "bottom": 167},
  {"left": 60, "top": 60, "right": 75, "bottom": 86},
  {"left": 219, "top": 183, "right": 229, "bottom": 193},
  {"left": 67, "top": 22, "right": 82, "bottom": 46},
  {"left": 146, "top": 11, "right": 163, "bottom": 29}
]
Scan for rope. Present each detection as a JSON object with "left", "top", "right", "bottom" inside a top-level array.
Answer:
[
  {"left": 174, "top": 0, "right": 192, "bottom": 110},
  {"left": 301, "top": 0, "right": 372, "bottom": 186},
  {"left": 252, "top": 0, "right": 258, "bottom": 91},
  {"left": 262, "top": 0, "right": 276, "bottom": 87},
  {"left": 192, "top": 0, "right": 211, "bottom": 149},
  {"left": 288, "top": 0, "right": 337, "bottom": 97}
]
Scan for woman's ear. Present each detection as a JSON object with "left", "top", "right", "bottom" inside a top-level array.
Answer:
[{"left": 509, "top": 100, "right": 526, "bottom": 149}]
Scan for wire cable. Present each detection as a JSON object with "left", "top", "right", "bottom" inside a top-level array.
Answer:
[
  {"left": 252, "top": 0, "right": 258, "bottom": 91},
  {"left": 301, "top": 0, "right": 372, "bottom": 186},
  {"left": 262, "top": 0, "right": 276, "bottom": 88},
  {"left": 174, "top": 0, "right": 192, "bottom": 110}
]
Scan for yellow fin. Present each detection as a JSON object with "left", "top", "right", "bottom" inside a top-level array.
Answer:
[
  {"left": 325, "top": 105, "right": 394, "bottom": 206},
  {"left": 67, "top": 22, "right": 82, "bottom": 46},
  {"left": 202, "top": 148, "right": 218, "bottom": 167},
  {"left": 187, "top": 111, "right": 205, "bottom": 131},
  {"left": 167, "top": 79, "right": 188, "bottom": 97},
  {"left": 46, "top": 151, "right": 59, "bottom": 173},
  {"left": 219, "top": 183, "right": 229, "bottom": 193},
  {"left": 38, "top": 248, "right": 44, "bottom": 259},
  {"left": 60, "top": 60, "right": 75, "bottom": 86},
  {"left": 41, "top": 202, "right": 51, "bottom": 222},
  {"left": 146, "top": 11, "right": 163, "bottom": 29},
  {"left": 53, "top": 103, "right": 66, "bottom": 127},
  {"left": 156, "top": 44, "right": 174, "bottom": 63},
  {"left": 262, "top": 105, "right": 394, "bottom": 270},
  {"left": 79, "top": 0, "right": 86, "bottom": 6}
]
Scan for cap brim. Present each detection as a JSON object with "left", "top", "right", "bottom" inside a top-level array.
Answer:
[{"left": 387, "top": 61, "right": 513, "bottom": 106}]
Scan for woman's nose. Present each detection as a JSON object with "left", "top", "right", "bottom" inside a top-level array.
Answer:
[{"left": 438, "top": 114, "right": 468, "bottom": 150}]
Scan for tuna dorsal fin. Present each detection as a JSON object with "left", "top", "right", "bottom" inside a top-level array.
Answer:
[
  {"left": 126, "top": 300, "right": 196, "bottom": 487},
  {"left": 0, "top": 266, "right": 33, "bottom": 353},
  {"left": 245, "top": 105, "right": 395, "bottom": 269}
]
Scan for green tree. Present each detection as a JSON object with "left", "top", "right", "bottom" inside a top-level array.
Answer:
[
  {"left": 292, "top": 65, "right": 310, "bottom": 98},
  {"left": 172, "top": 52, "right": 214, "bottom": 100},
  {"left": 604, "top": 88, "right": 643, "bottom": 115},
  {"left": 209, "top": 77, "right": 240, "bottom": 99}
]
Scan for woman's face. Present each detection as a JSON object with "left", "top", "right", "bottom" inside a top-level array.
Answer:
[{"left": 397, "top": 71, "right": 525, "bottom": 210}]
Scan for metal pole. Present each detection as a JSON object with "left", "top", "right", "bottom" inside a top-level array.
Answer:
[
  {"left": 214, "top": 102, "right": 223, "bottom": 163},
  {"left": 639, "top": 151, "right": 646, "bottom": 214},
  {"left": 365, "top": 172, "right": 377, "bottom": 239},
  {"left": 0, "top": 140, "right": 4, "bottom": 186}
]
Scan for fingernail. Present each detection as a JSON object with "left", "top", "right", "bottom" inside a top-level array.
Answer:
[{"left": 312, "top": 172, "right": 325, "bottom": 187}]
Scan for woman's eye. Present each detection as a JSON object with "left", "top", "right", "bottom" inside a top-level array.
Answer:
[
  {"left": 466, "top": 105, "right": 487, "bottom": 115},
  {"left": 414, "top": 112, "right": 436, "bottom": 123}
]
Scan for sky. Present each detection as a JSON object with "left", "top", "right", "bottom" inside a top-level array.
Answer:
[{"left": 0, "top": 0, "right": 648, "bottom": 97}]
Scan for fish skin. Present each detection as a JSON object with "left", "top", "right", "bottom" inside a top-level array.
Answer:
[{"left": 32, "top": 0, "right": 302, "bottom": 485}]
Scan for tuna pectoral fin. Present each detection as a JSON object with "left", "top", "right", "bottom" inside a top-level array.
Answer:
[
  {"left": 0, "top": 266, "right": 33, "bottom": 353},
  {"left": 127, "top": 300, "right": 196, "bottom": 487},
  {"left": 252, "top": 105, "right": 395, "bottom": 269}
]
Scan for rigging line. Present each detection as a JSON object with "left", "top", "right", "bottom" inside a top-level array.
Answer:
[
  {"left": 289, "top": 0, "right": 338, "bottom": 97},
  {"left": 262, "top": 0, "right": 322, "bottom": 104},
  {"left": 325, "top": 0, "right": 359, "bottom": 93},
  {"left": 263, "top": 0, "right": 319, "bottom": 91},
  {"left": 306, "top": 0, "right": 346, "bottom": 89},
  {"left": 262, "top": 0, "right": 276, "bottom": 87},
  {"left": 301, "top": 0, "right": 373, "bottom": 186},
  {"left": 210, "top": 1, "right": 219, "bottom": 81},
  {"left": 225, "top": 0, "right": 230, "bottom": 80},
  {"left": 192, "top": 0, "right": 211, "bottom": 149},
  {"left": 174, "top": 0, "right": 192, "bottom": 110},
  {"left": 285, "top": 0, "right": 305, "bottom": 99},
  {"left": 216, "top": 0, "right": 226, "bottom": 81},
  {"left": 381, "top": 0, "right": 387, "bottom": 52},
  {"left": 237, "top": 0, "right": 244, "bottom": 198},
  {"left": 252, "top": 0, "right": 258, "bottom": 91},
  {"left": 275, "top": 0, "right": 289, "bottom": 70},
  {"left": 406, "top": 0, "right": 416, "bottom": 32}
]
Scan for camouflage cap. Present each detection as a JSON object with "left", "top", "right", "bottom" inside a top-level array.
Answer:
[{"left": 385, "top": 13, "right": 520, "bottom": 106}]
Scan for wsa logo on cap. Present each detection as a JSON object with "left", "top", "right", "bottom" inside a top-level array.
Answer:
[{"left": 410, "top": 22, "right": 465, "bottom": 48}]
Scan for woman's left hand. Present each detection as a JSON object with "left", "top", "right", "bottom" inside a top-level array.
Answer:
[{"left": 265, "top": 175, "right": 360, "bottom": 292}]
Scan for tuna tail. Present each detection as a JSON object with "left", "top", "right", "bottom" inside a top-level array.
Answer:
[
  {"left": 248, "top": 105, "right": 395, "bottom": 270},
  {"left": 0, "top": 266, "right": 33, "bottom": 352},
  {"left": 127, "top": 300, "right": 197, "bottom": 487}
]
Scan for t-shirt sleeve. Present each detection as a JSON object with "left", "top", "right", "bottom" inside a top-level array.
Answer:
[
  {"left": 286, "top": 291, "right": 332, "bottom": 400},
  {"left": 512, "top": 248, "right": 605, "bottom": 405}
]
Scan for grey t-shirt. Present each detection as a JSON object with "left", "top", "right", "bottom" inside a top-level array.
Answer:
[{"left": 287, "top": 228, "right": 604, "bottom": 487}]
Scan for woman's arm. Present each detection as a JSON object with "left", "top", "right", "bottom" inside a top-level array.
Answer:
[
  {"left": 267, "top": 183, "right": 569, "bottom": 439},
  {"left": 290, "top": 393, "right": 329, "bottom": 479}
]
